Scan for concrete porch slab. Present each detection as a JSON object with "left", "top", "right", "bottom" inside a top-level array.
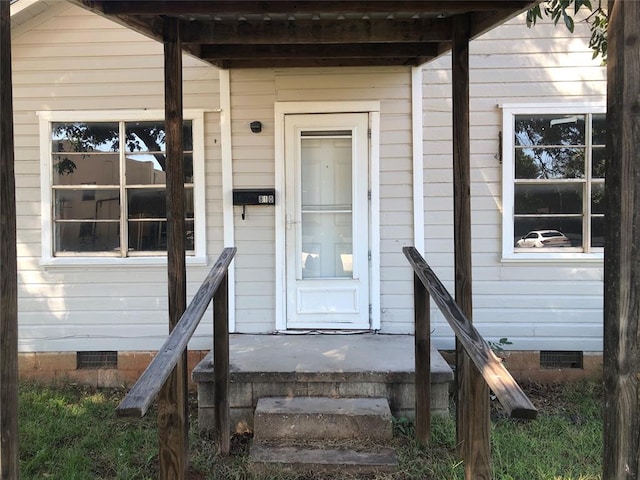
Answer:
[{"left": 192, "top": 333, "right": 454, "bottom": 432}]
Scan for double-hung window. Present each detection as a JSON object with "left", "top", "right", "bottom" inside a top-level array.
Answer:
[
  {"left": 39, "top": 110, "right": 205, "bottom": 263},
  {"left": 501, "top": 104, "right": 606, "bottom": 260}
]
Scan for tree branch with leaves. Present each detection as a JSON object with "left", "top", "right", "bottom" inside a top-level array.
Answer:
[{"left": 527, "top": 0, "right": 608, "bottom": 60}]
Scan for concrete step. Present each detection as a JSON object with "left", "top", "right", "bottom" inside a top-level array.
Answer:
[
  {"left": 249, "top": 443, "right": 398, "bottom": 476},
  {"left": 193, "top": 334, "right": 454, "bottom": 434},
  {"left": 253, "top": 396, "right": 393, "bottom": 442}
]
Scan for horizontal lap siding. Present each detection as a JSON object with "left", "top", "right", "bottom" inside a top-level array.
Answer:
[
  {"left": 230, "top": 67, "right": 414, "bottom": 333},
  {"left": 422, "top": 14, "right": 605, "bottom": 351},
  {"left": 13, "top": 4, "right": 222, "bottom": 352}
]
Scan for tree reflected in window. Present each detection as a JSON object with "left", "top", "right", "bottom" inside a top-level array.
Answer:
[{"left": 512, "top": 113, "right": 605, "bottom": 252}]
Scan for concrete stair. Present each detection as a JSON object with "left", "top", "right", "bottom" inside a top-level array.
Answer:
[
  {"left": 192, "top": 334, "right": 454, "bottom": 434},
  {"left": 249, "top": 396, "right": 398, "bottom": 475}
]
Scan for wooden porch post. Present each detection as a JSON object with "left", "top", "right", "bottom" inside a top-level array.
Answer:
[
  {"left": 603, "top": 1, "right": 640, "bottom": 478},
  {"left": 158, "top": 16, "right": 188, "bottom": 480},
  {"left": 0, "top": 1, "right": 19, "bottom": 478},
  {"left": 452, "top": 13, "right": 491, "bottom": 480}
]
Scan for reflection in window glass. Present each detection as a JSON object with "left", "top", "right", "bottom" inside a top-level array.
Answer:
[
  {"left": 591, "top": 216, "right": 604, "bottom": 248},
  {"left": 592, "top": 114, "right": 606, "bottom": 145},
  {"left": 54, "top": 190, "right": 120, "bottom": 221},
  {"left": 515, "top": 148, "right": 585, "bottom": 179},
  {"left": 591, "top": 147, "right": 606, "bottom": 178},
  {"left": 55, "top": 222, "right": 120, "bottom": 253},
  {"left": 514, "top": 183, "right": 582, "bottom": 215},
  {"left": 515, "top": 114, "right": 585, "bottom": 147},
  {"left": 513, "top": 113, "right": 605, "bottom": 253},
  {"left": 51, "top": 119, "right": 196, "bottom": 257},
  {"left": 514, "top": 217, "right": 582, "bottom": 248},
  {"left": 52, "top": 122, "right": 119, "bottom": 153},
  {"left": 53, "top": 152, "right": 120, "bottom": 185},
  {"left": 125, "top": 121, "right": 192, "bottom": 152},
  {"left": 591, "top": 183, "right": 605, "bottom": 215}
]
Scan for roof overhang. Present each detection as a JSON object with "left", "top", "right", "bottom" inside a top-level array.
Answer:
[{"left": 70, "top": 1, "right": 539, "bottom": 68}]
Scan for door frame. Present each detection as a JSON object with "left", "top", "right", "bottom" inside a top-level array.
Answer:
[{"left": 274, "top": 101, "right": 380, "bottom": 331}]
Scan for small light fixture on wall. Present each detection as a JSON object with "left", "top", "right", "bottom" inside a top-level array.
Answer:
[{"left": 250, "top": 121, "right": 262, "bottom": 133}]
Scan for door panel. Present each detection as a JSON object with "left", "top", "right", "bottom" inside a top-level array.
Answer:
[{"left": 285, "top": 113, "right": 369, "bottom": 329}]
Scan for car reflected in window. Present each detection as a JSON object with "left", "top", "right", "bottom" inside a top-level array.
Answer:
[{"left": 515, "top": 230, "right": 572, "bottom": 248}]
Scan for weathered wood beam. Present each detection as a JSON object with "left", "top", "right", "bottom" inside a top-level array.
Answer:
[
  {"left": 216, "top": 57, "right": 425, "bottom": 68},
  {"left": 200, "top": 42, "right": 439, "bottom": 60},
  {"left": 97, "top": 0, "right": 535, "bottom": 15},
  {"left": 603, "top": 1, "right": 640, "bottom": 479},
  {"left": 452, "top": 13, "right": 491, "bottom": 480},
  {"left": 414, "top": 272, "right": 431, "bottom": 445},
  {"left": 213, "top": 272, "right": 230, "bottom": 456},
  {"left": 116, "top": 248, "right": 236, "bottom": 418},
  {"left": 158, "top": 16, "right": 188, "bottom": 480},
  {"left": 0, "top": 1, "right": 19, "bottom": 478},
  {"left": 179, "top": 17, "right": 452, "bottom": 44},
  {"left": 469, "top": 2, "right": 538, "bottom": 39}
]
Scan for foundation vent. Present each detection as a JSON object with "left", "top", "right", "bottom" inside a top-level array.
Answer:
[
  {"left": 77, "top": 351, "right": 118, "bottom": 369},
  {"left": 540, "top": 350, "right": 583, "bottom": 369}
]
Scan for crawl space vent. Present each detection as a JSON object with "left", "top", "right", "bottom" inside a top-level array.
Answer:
[
  {"left": 540, "top": 350, "right": 583, "bottom": 369},
  {"left": 77, "top": 351, "right": 118, "bottom": 369}
]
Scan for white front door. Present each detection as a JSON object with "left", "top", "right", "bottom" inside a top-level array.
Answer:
[{"left": 284, "top": 113, "right": 370, "bottom": 329}]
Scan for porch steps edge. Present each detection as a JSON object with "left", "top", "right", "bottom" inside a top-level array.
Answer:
[
  {"left": 253, "top": 396, "right": 393, "bottom": 442},
  {"left": 249, "top": 444, "right": 398, "bottom": 475}
]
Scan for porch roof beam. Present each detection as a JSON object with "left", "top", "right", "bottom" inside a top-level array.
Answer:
[
  {"left": 96, "top": 1, "right": 535, "bottom": 15},
  {"left": 178, "top": 17, "right": 452, "bottom": 44},
  {"left": 200, "top": 42, "right": 440, "bottom": 60},
  {"left": 211, "top": 57, "right": 430, "bottom": 69}
]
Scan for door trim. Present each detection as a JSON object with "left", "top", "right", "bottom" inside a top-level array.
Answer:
[{"left": 274, "top": 101, "right": 381, "bottom": 331}]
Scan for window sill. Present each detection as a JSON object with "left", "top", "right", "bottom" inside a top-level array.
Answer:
[
  {"left": 501, "top": 252, "right": 604, "bottom": 263},
  {"left": 40, "top": 255, "right": 209, "bottom": 270}
]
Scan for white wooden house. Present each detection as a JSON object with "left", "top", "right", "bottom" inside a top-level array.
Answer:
[{"left": 11, "top": 0, "right": 605, "bottom": 376}]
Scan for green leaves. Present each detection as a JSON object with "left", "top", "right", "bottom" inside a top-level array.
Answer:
[{"left": 527, "top": 0, "right": 608, "bottom": 62}]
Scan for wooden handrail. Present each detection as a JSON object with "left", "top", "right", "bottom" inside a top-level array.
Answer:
[
  {"left": 403, "top": 247, "right": 537, "bottom": 420},
  {"left": 116, "top": 247, "right": 236, "bottom": 418}
]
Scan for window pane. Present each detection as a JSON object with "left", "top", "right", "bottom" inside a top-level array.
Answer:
[
  {"left": 514, "top": 217, "right": 582, "bottom": 248},
  {"left": 514, "top": 183, "right": 583, "bottom": 215},
  {"left": 515, "top": 114, "right": 585, "bottom": 147},
  {"left": 125, "top": 122, "right": 165, "bottom": 153},
  {"left": 591, "top": 182, "right": 605, "bottom": 214},
  {"left": 128, "top": 188, "right": 166, "bottom": 219},
  {"left": 592, "top": 114, "right": 606, "bottom": 145},
  {"left": 54, "top": 189, "right": 120, "bottom": 220},
  {"left": 515, "top": 148, "right": 585, "bottom": 179},
  {"left": 128, "top": 220, "right": 166, "bottom": 251},
  {"left": 125, "top": 153, "right": 193, "bottom": 185},
  {"left": 53, "top": 152, "right": 119, "bottom": 185},
  {"left": 301, "top": 212, "right": 352, "bottom": 279},
  {"left": 127, "top": 187, "right": 194, "bottom": 219},
  {"left": 301, "top": 136, "right": 352, "bottom": 208},
  {"left": 125, "top": 121, "right": 192, "bottom": 152},
  {"left": 592, "top": 147, "right": 606, "bottom": 178},
  {"left": 54, "top": 221, "right": 119, "bottom": 253},
  {"left": 52, "top": 122, "right": 119, "bottom": 153},
  {"left": 126, "top": 153, "right": 166, "bottom": 185},
  {"left": 591, "top": 216, "right": 604, "bottom": 248},
  {"left": 128, "top": 219, "right": 195, "bottom": 252},
  {"left": 186, "top": 219, "right": 195, "bottom": 250}
]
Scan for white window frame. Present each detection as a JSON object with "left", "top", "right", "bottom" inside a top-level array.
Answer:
[
  {"left": 38, "top": 109, "right": 207, "bottom": 267},
  {"left": 501, "top": 103, "right": 605, "bottom": 262}
]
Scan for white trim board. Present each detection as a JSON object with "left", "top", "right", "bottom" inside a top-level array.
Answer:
[{"left": 219, "top": 70, "right": 236, "bottom": 332}]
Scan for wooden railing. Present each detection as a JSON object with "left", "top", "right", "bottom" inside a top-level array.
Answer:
[
  {"left": 403, "top": 247, "right": 537, "bottom": 471},
  {"left": 116, "top": 247, "right": 236, "bottom": 468}
]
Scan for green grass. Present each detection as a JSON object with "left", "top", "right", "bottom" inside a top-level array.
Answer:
[
  {"left": 18, "top": 380, "right": 603, "bottom": 480},
  {"left": 19, "top": 384, "right": 158, "bottom": 480}
]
